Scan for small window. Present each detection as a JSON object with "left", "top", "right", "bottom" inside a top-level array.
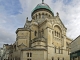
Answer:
[
  {"left": 14, "top": 45, "right": 16, "bottom": 50},
  {"left": 55, "top": 47, "right": 56, "bottom": 53},
  {"left": 36, "top": 14, "right": 37, "bottom": 19},
  {"left": 52, "top": 31, "right": 53, "bottom": 34},
  {"left": 42, "top": 29, "right": 44, "bottom": 34},
  {"left": 59, "top": 33, "right": 60, "bottom": 38},
  {"left": 27, "top": 59, "right": 29, "bottom": 60},
  {"left": 57, "top": 32, "right": 58, "bottom": 37},
  {"left": 46, "top": 13, "right": 48, "bottom": 17},
  {"left": 63, "top": 58, "right": 64, "bottom": 60},
  {"left": 61, "top": 49, "right": 63, "bottom": 54},
  {"left": 52, "top": 57, "right": 54, "bottom": 60},
  {"left": 27, "top": 53, "right": 29, "bottom": 57},
  {"left": 35, "top": 31, "right": 37, "bottom": 36},
  {"left": 59, "top": 47, "right": 60, "bottom": 54},
  {"left": 55, "top": 31, "right": 56, "bottom": 36},
  {"left": 49, "top": 15, "right": 50, "bottom": 17},
  {"left": 68, "top": 49, "right": 70, "bottom": 55},
  {"left": 30, "top": 53, "right": 32, "bottom": 57},
  {"left": 58, "top": 57, "right": 59, "bottom": 60},
  {"left": 39, "top": 13, "right": 41, "bottom": 18}
]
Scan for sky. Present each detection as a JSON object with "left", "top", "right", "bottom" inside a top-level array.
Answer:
[{"left": 0, "top": 0, "right": 80, "bottom": 47}]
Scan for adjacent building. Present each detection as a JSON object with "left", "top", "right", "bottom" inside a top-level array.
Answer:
[
  {"left": 0, "top": 48, "right": 3, "bottom": 60},
  {"left": 70, "top": 35, "right": 80, "bottom": 60},
  {"left": 1, "top": 44, "right": 13, "bottom": 60},
  {"left": 8, "top": 0, "right": 72, "bottom": 60}
]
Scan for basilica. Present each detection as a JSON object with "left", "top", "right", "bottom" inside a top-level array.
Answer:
[{"left": 9, "top": 0, "right": 72, "bottom": 60}]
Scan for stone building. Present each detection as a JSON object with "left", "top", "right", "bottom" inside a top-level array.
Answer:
[
  {"left": 0, "top": 48, "right": 3, "bottom": 60},
  {"left": 9, "top": 0, "right": 72, "bottom": 60},
  {"left": 1, "top": 44, "right": 12, "bottom": 60},
  {"left": 70, "top": 35, "right": 80, "bottom": 60}
]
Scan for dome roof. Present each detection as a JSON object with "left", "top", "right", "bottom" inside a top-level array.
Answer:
[{"left": 32, "top": 3, "right": 54, "bottom": 16}]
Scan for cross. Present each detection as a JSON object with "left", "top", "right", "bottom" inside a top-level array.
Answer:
[{"left": 42, "top": 0, "right": 44, "bottom": 3}]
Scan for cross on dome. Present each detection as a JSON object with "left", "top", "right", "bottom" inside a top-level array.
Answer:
[{"left": 42, "top": 0, "right": 44, "bottom": 3}]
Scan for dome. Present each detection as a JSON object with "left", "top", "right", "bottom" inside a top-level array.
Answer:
[{"left": 31, "top": 3, "right": 54, "bottom": 16}]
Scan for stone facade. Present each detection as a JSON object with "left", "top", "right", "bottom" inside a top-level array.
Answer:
[
  {"left": 1, "top": 44, "right": 13, "bottom": 60},
  {"left": 8, "top": 1, "right": 72, "bottom": 60},
  {"left": 0, "top": 48, "right": 3, "bottom": 60}
]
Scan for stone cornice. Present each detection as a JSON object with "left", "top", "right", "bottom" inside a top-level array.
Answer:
[
  {"left": 16, "top": 28, "right": 29, "bottom": 34},
  {"left": 21, "top": 48, "right": 47, "bottom": 51}
]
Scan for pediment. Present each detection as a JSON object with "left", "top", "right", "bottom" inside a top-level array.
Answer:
[
  {"left": 48, "top": 17, "right": 67, "bottom": 31},
  {"left": 18, "top": 43, "right": 27, "bottom": 49},
  {"left": 54, "top": 17, "right": 66, "bottom": 29}
]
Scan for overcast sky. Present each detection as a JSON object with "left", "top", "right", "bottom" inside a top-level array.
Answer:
[{"left": 0, "top": 0, "right": 80, "bottom": 48}]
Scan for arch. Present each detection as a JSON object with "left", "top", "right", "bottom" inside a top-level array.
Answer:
[
  {"left": 54, "top": 25, "right": 62, "bottom": 39},
  {"left": 54, "top": 25, "right": 62, "bottom": 32},
  {"left": 53, "top": 24, "right": 62, "bottom": 32}
]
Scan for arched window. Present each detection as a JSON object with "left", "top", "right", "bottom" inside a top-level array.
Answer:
[
  {"left": 63, "top": 58, "right": 64, "bottom": 60},
  {"left": 59, "top": 47, "right": 60, "bottom": 54},
  {"left": 42, "top": 13, "right": 44, "bottom": 18},
  {"left": 46, "top": 13, "right": 47, "bottom": 17},
  {"left": 57, "top": 32, "right": 58, "bottom": 37},
  {"left": 52, "top": 57, "right": 54, "bottom": 60},
  {"left": 34, "top": 31, "right": 37, "bottom": 36},
  {"left": 37, "top": 15, "right": 39, "bottom": 19},
  {"left": 52, "top": 31, "right": 54, "bottom": 38},
  {"left": 36, "top": 14, "right": 37, "bottom": 19},
  {"left": 49, "top": 15, "right": 50, "bottom": 17},
  {"left": 61, "top": 48, "right": 63, "bottom": 54},
  {"left": 58, "top": 57, "right": 59, "bottom": 60},
  {"left": 59, "top": 33, "right": 60, "bottom": 38},
  {"left": 30, "top": 53, "right": 32, "bottom": 57},
  {"left": 27, "top": 53, "right": 29, "bottom": 57},
  {"left": 14, "top": 45, "right": 16, "bottom": 50},
  {"left": 42, "top": 29, "right": 44, "bottom": 34},
  {"left": 68, "top": 49, "right": 70, "bottom": 55},
  {"left": 55, "top": 31, "right": 56, "bottom": 36},
  {"left": 55, "top": 47, "right": 56, "bottom": 53},
  {"left": 39, "top": 13, "right": 41, "bottom": 18},
  {"left": 40, "top": 31, "right": 41, "bottom": 38},
  {"left": 52, "top": 31, "right": 53, "bottom": 34}
]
